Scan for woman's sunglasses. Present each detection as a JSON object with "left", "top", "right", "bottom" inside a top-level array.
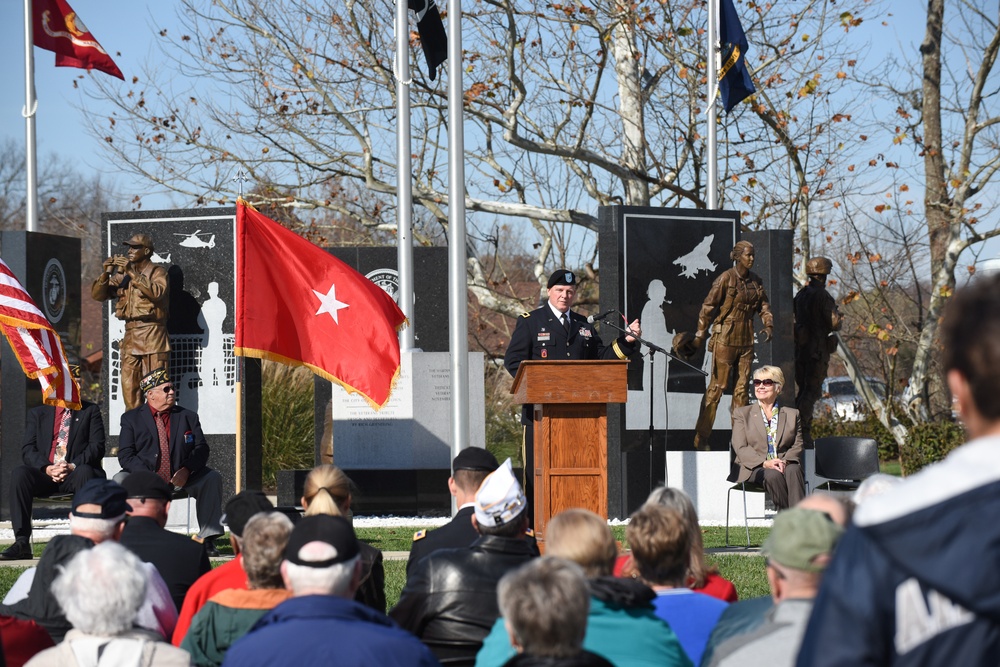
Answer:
[{"left": 752, "top": 379, "right": 775, "bottom": 387}]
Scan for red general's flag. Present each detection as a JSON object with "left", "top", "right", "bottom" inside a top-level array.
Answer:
[
  {"left": 0, "top": 258, "right": 81, "bottom": 409},
  {"left": 33, "top": 0, "right": 124, "bottom": 80},
  {"left": 235, "top": 200, "right": 408, "bottom": 409}
]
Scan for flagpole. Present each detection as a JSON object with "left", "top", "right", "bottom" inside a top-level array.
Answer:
[
  {"left": 447, "top": 0, "right": 469, "bottom": 457},
  {"left": 706, "top": 0, "right": 719, "bottom": 210},
  {"left": 396, "top": 0, "right": 415, "bottom": 352},
  {"left": 23, "top": 0, "right": 39, "bottom": 232}
]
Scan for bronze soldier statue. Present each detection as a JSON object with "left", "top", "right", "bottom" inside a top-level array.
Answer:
[
  {"left": 678, "top": 241, "right": 774, "bottom": 450},
  {"left": 794, "top": 256, "right": 842, "bottom": 446},
  {"left": 91, "top": 234, "right": 170, "bottom": 409}
]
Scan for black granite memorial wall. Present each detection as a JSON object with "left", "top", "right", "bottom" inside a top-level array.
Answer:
[
  {"left": 99, "top": 208, "right": 261, "bottom": 498},
  {"left": 598, "top": 206, "right": 792, "bottom": 517},
  {"left": 0, "top": 232, "right": 81, "bottom": 520}
]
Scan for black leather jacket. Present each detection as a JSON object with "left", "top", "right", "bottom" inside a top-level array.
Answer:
[{"left": 390, "top": 534, "right": 537, "bottom": 666}]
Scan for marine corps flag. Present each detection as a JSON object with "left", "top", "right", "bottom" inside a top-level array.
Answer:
[
  {"left": 33, "top": 0, "right": 124, "bottom": 80},
  {"left": 718, "top": 0, "right": 755, "bottom": 113},
  {"left": 234, "top": 200, "right": 408, "bottom": 410},
  {"left": 0, "top": 258, "right": 81, "bottom": 409}
]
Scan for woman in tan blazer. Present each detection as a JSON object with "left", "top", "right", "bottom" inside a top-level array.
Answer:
[{"left": 730, "top": 365, "right": 805, "bottom": 509}]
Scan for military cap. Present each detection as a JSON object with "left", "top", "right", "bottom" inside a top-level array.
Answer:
[
  {"left": 140, "top": 368, "right": 171, "bottom": 394},
  {"left": 122, "top": 234, "right": 154, "bottom": 252},
  {"left": 547, "top": 269, "right": 577, "bottom": 289}
]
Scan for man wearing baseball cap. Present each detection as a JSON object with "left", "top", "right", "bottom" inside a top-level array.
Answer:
[
  {"left": 0, "top": 479, "right": 178, "bottom": 643},
  {"left": 223, "top": 515, "right": 440, "bottom": 666},
  {"left": 503, "top": 269, "right": 641, "bottom": 506},
  {"left": 391, "top": 459, "right": 537, "bottom": 664},
  {"left": 91, "top": 232, "right": 170, "bottom": 409},
  {"left": 707, "top": 508, "right": 843, "bottom": 667},
  {"left": 406, "top": 446, "right": 500, "bottom": 575},
  {"left": 173, "top": 489, "right": 275, "bottom": 645},
  {"left": 119, "top": 471, "right": 211, "bottom": 611}
]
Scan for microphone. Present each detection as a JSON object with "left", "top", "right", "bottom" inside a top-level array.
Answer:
[{"left": 587, "top": 309, "right": 616, "bottom": 324}]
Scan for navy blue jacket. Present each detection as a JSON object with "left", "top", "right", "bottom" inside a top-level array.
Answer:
[
  {"left": 118, "top": 404, "right": 210, "bottom": 478},
  {"left": 223, "top": 595, "right": 441, "bottom": 667},
  {"left": 797, "top": 435, "right": 1000, "bottom": 666},
  {"left": 504, "top": 306, "right": 635, "bottom": 423}
]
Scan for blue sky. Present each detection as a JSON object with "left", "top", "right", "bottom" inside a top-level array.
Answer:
[
  {"left": 2, "top": 1, "right": 997, "bottom": 267},
  {"left": 1, "top": 0, "right": 180, "bottom": 210}
]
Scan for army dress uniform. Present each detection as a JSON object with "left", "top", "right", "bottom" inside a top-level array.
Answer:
[{"left": 503, "top": 304, "right": 636, "bottom": 501}]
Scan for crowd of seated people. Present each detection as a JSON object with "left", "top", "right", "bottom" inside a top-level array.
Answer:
[{"left": 0, "top": 271, "right": 997, "bottom": 667}]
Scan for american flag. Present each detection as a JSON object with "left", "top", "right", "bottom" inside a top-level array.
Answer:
[{"left": 0, "top": 258, "right": 80, "bottom": 408}]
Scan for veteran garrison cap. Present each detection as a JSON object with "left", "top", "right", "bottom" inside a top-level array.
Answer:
[
  {"left": 547, "top": 269, "right": 577, "bottom": 289},
  {"left": 140, "top": 368, "right": 170, "bottom": 394}
]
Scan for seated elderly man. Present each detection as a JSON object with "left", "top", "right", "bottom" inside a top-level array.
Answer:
[
  {"left": 182, "top": 512, "right": 295, "bottom": 666},
  {"left": 25, "top": 541, "right": 190, "bottom": 666},
  {"left": 497, "top": 557, "right": 612, "bottom": 667},
  {"left": 115, "top": 368, "right": 224, "bottom": 556},
  {"left": 222, "top": 515, "right": 440, "bottom": 667},
  {"left": 706, "top": 508, "right": 843, "bottom": 667},
  {"left": 391, "top": 459, "right": 537, "bottom": 665}
]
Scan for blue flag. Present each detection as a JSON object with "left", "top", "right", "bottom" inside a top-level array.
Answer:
[{"left": 718, "top": 0, "right": 756, "bottom": 113}]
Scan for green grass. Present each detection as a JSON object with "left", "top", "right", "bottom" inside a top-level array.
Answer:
[
  {"left": 5, "top": 524, "right": 771, "bottom": 610},
  {"left": 880, "top": 459, "right": 902, "bottom": 476}
]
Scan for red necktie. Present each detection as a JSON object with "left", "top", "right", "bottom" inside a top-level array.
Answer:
[{"left": 155, "top": 412, "right": 172, "bottom": 483}]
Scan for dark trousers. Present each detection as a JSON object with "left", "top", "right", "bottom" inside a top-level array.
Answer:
[
  {"left": 9, "top": 464, "right": 104, "bottom": 539},
  {"left": 751, "top": 461, "right": 805, "bottom": 510}
]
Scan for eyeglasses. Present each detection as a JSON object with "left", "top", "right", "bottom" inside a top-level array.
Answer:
[
  {"left": 764, "top": 558, "right": 786, "bottom": 579},
  {"left": 159, "top": 385, "right": 176, "bottom": 393},
  {"left": 752, "top": 379, "right": 775, "bottom": 387}
]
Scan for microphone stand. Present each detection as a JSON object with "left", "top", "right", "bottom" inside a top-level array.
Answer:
[{"left": 595, "top": 315, "right": 707, "bottom": 495}]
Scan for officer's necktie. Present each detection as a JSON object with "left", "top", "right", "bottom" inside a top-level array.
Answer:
[{"left": 561, "top": 313, "right": 570, "bottom": 334}]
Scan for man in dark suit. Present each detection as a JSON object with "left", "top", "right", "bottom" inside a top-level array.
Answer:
[
  {"left": 120, "top": 471, "right": 212, "bottom": 611},
  {"left": 2, "top": 386, "right": 107, "bottom": 560},
  {"left": 115, "top": 368, "right": 225, "bottom": 556},
  {"left": 406, "top": 447, "right": 499, "bottom": 576}
]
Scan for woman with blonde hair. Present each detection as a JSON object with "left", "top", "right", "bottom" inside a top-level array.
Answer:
[
  {"left": 300, "top": 464, "right": 385, "bottom": 613},
  {"left": 730, "top": 365, "right": 805, "bottom": 509}
]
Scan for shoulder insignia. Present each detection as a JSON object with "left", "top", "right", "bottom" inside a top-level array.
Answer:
[
  {"left": 520, "top": 312, "right": 531, "bottom": 318},
  {"left": 525, "top": 527, "right": 535, "bottom": 537},
  {"left": 413, "top": 529, "right": 427, "bottom": 541}
]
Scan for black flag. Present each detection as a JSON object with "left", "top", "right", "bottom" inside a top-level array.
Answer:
[{"left": 408, "top": 0, "right": 448, "bottom": 81}]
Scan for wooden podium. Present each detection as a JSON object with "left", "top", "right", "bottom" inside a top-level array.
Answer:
[{"left": 510, "top": 360, "right": 628, "bottom": 546}]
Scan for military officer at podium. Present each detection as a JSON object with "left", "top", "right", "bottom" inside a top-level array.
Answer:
[{"left": 503, "top": 269, "right": 640, "bottom": 507}]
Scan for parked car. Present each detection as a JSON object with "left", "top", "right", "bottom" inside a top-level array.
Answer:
[{"left": 815, "top": 376, "right": 888, "bottom": 422}]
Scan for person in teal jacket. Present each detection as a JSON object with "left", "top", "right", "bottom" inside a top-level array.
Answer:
[{"left": 475, "top": 509, "right": 693, "bottom": 667}]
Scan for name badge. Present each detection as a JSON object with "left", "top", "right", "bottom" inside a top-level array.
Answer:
[{"left": 537, "top": 332, "right": 550, "bottom": 341}]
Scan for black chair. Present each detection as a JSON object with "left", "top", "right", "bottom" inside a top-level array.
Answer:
[{"left": 813, "top": 436, "right": 879, "bottom": 492}]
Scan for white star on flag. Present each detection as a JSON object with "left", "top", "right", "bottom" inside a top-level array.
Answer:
[{"left": 313, "top": 283, "right": 349, "bottom": 324}]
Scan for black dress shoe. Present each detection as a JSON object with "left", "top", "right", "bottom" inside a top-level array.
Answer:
[
  {"left": 0, "top": 541, "right": 32, "bottom": 561},
  {"left": 203, "top": 538, "right": 220, "bottom": 558}
]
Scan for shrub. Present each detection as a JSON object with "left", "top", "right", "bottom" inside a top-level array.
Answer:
[
  {"left": 261, "top": 361, "right": 315, "bottom": 491},
  {"left": 900, "top": 421, "right": 966, "bottom": 475},
  {"left": 810, "top": 414, "right": 900, "bottom": 462}
]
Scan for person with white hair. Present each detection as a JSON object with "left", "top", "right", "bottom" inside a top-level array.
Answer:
[
  {"left": 25, "top": 541, "right": 191, "bottom": 667},
  {"left": 0, "top": 479, "right": 177, "bottom": 644},
  {"left": 222, "top": 515, "right": 439, "bottom": 667}
]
